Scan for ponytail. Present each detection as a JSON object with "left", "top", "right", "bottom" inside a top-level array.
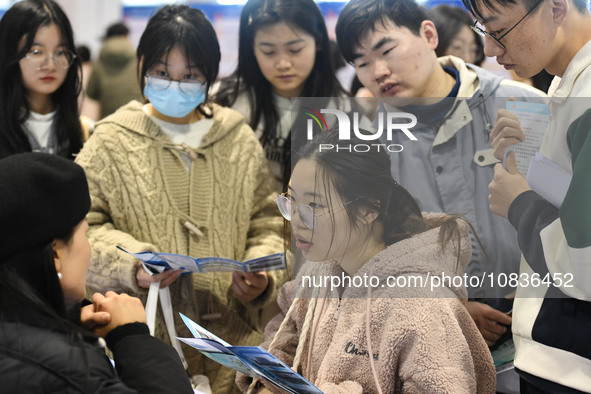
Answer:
[
  {"left": 381, "top": 179, "right": 427, "bottom": 245},
  {"left": 381, "top": 179, "right": 467, "bottom": 256}
]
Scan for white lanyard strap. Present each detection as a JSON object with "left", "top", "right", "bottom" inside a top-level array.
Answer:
[{"left": 145, "top": 281, "right": 188, "bottom": 370}]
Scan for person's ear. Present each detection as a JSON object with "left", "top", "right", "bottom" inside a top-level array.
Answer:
[
  {"left": 550, "top": 0, "right": 568, "bottom": 27},
  {"left": 52, "top": 238, "right": 66, "bottom": 274},
  {"left": 358, "top": 205, "right": 380, "bottom": 226},
  {"left": 421, "top": 20, "right": 439, "bottom": 51}
]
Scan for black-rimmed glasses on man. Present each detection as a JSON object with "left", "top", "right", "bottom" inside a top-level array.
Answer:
[{"left": 470, "top": 0, "right": 543, "bottom": 49}]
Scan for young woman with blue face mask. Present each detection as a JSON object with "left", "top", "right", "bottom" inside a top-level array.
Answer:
[{"left": 75, "top": 5, "right": 284, "bottom": 393}]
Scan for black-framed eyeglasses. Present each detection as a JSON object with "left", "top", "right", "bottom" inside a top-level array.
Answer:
[
  {"left": 24, "top": 48, "right": 76, "bottom": 70},
  {"left": 275, "top": 192, "right": 356, "bottom": 230},
  {"left": 470, "top": 0, "right": 543, "bottom": 49},
  {"left": 145, "top": 74, "right": 206, "bottom": 96}
]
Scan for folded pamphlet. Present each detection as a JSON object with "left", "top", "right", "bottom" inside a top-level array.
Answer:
[
  {"left": 117, "top": 246, "right": 286, "bottom": 275},
  {"left": 177, "top": 313, "right": 323, "bottom": 394}
]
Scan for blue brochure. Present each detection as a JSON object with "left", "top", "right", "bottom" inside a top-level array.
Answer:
[
  {"left": 177, "top": 313, "right": 323, "bottom": 394},
  {"left": 117, "top": 246, "right": 286, "bottom": 275}
]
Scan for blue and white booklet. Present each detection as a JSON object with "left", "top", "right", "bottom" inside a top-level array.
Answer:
[
  {"left": 116, "top": 246, "right": 286, "bottom": 275},
  {"left": 177, "top": 313, "right": 323, "bottom": 394}
]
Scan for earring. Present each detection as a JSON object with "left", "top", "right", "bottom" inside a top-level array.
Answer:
[{"left": 57, "top": 272, "right": 63, "bottom": 280}]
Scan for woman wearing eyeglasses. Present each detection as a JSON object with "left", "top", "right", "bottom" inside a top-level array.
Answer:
[
  {"left": 0, "top": 0, "right": 85, "bottom": 159},
  {"left": 75, "top": 5, "right": 284, "bottom": 394},
  {"left": 237, "top": 129, "right": 495, "bottom": 393}
]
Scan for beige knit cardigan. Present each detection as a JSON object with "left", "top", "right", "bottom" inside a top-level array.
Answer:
[{"left": 75, "top": 101, "right": 287, "bottom": 393}]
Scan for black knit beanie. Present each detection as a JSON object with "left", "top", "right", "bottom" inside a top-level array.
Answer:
[{"left": 0, "top": 153, "right": 91, "bottom": 261}]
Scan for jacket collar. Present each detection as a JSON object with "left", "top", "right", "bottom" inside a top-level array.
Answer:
[
  {"left": 548, "top": 39, "right": 591, "bottom": 99},
  {"left": 95, "top": 100, "right": 246, "bottom": 152}
]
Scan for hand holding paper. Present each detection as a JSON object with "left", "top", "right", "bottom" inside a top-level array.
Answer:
[
  {"left": 176, "top": 313, "right": 323, "bottom": 394},
  {"left": 490, "top": 107, "right": 524, "bottom": 160},
  {"left": 232, "top": 271, "right": 269, "bottom": 303},
  {"left": 136, "top": 261, "right": 182, "bottom": 289},
  {"left": 501, "top": 101, "right": 551, "bottom": 176},
  {"left": 489, "top": 152, "right": 531, "bottom": 218}
]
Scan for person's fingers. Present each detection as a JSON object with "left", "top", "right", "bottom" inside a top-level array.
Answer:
[
  {"left": 92, "top": 292, "right": 106, "bottom": 304},
  {"left": 159, "top": 269, "right": 182, "bottom": 288},
  {"left": 232, "top": 279, "right": 243, "bottom": 298},
  {"left": 490, "top": 109, "right": 520, "bottom": 141},
  {"left": 485, "top": 320, "right": 507, "bottom": 336},
  {"left": 504, "top": 151, "right": 520, "bottom": 175},
  {"left": 233, "top": 271, "right": 249, "bottom": 292},
  {"left": 493, "top": 136, "right": 521, "bottom": 160},
  {"left": 481, "top": 327, "right": 504, "bottom": 345},
  {"left": 90, "top": 311, "right": 111, "bottom": 325},
  {"left": 243, "top": 271, "right": 268, "bottom": 288},
  {"left": 487, "top": 308, "right": 513, "bottom": 326}
]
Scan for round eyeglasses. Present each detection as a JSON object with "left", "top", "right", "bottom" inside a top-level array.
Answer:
[
  {"left": 145, "top": 74, "right": 206, "bottom": 96},
  {"left": 470, "top": 0, "right": 543, "bottom": 49},
  {"left": 24, "top": 48, "right": 76, "bottom": 70},
  {"left": 275, "top": 192, "right": 356, "bottom": 230}
]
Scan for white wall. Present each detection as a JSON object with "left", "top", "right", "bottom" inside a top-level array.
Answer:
[{"left": 55, "top": 0, "right": 123, "bottom": 60}]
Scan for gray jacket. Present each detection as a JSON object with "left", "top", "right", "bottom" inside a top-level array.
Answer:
[{"left": 378, "top": 56, "right": 546, "bottom": 302}]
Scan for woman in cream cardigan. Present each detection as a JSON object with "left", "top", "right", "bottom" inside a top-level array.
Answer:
[
  {"left": 75, "top": 5, "right": 286, "bottom": 393},
  {"left": 238, "top": 129, "right": 496, "bottom": 393}
]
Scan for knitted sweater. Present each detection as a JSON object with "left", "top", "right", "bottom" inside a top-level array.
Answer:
[
  {"left": 237, "top": 217, "right": 496, "bottom": 393},
  {"left": 75, "top": 101, "right": 286, "bottom": 394}
]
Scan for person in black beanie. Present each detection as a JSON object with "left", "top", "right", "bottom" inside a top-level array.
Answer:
[{"left": 0, "top": 152, "right": 193, "bottom": 393}]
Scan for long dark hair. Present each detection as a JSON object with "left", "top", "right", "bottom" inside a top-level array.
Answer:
[
  {"left": 298, "top": 129, "right": 464, "bottom": 249},
  {"left": 215, "top": 0, "right": 345, "bottom": 170},
  {"left": 137, "top": 4, "right": 220, "bottom": 119},
  {"left": 0, "top": 227, "right": 74, "bottom": 323},
  {"left": 0, "top": 0, "right": 83, "bottom": 159}
]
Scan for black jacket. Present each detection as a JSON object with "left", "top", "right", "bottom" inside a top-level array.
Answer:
[{"left": 0, "top": 306, "right": 193, "bottom": 393}]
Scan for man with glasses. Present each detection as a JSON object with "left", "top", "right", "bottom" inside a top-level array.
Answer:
[
  {"left": 335, "top": 0, "right": 545, "bottom": 350},
  {"left": 463, "top": 0, "right": 591, "bottom": 391}
]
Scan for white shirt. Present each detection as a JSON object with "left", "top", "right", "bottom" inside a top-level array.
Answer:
[
  {"left": 144, "top": 105, "right": 213, "bottom": 171},
  {"left": 23, "top": 110, "right": 56, "bottom": 154}
]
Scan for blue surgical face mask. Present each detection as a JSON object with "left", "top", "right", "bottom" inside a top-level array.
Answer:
[{"left": 143, "top": 77, "right": 206, "bottom": 118}]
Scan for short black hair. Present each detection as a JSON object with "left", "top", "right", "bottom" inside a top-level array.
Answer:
[
  {"left": 336, "top": 0, "right": 428, "bottom": 64},
  {"left": 105, "top": 22, "right": 129, "bottom": 38},
  {"left": 137, "top": 4, "right": 220, "bottom": 115},
  {"left": 76, "top": 44, "right": 91, "bottom": 63},
  {"left": 463, "top": 0, "right": 589, "bottom": 20}
]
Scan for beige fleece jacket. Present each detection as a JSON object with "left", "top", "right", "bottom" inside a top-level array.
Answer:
[
  {"left": 75, "top": 101, "right": 288, "bottom": 394},
  {"left": 237, "top": 219, "right": 496, "bottom": 393}
]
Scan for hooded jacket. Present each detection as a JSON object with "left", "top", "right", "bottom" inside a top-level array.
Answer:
[
  {"left": 237, "top": 217, "right": 496, "bottom": 393},
  {"left": 508, "top": 39, "right": 591, "bottom": 392},
  {"left": 86, "top": 37, "right": 143, "bottom": 119},
  {"left": 381, "top": 56, "right": 545, "bottom": 303},
  {"left": 75, "top": 101, "right": 285, "bottom": 393}
]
